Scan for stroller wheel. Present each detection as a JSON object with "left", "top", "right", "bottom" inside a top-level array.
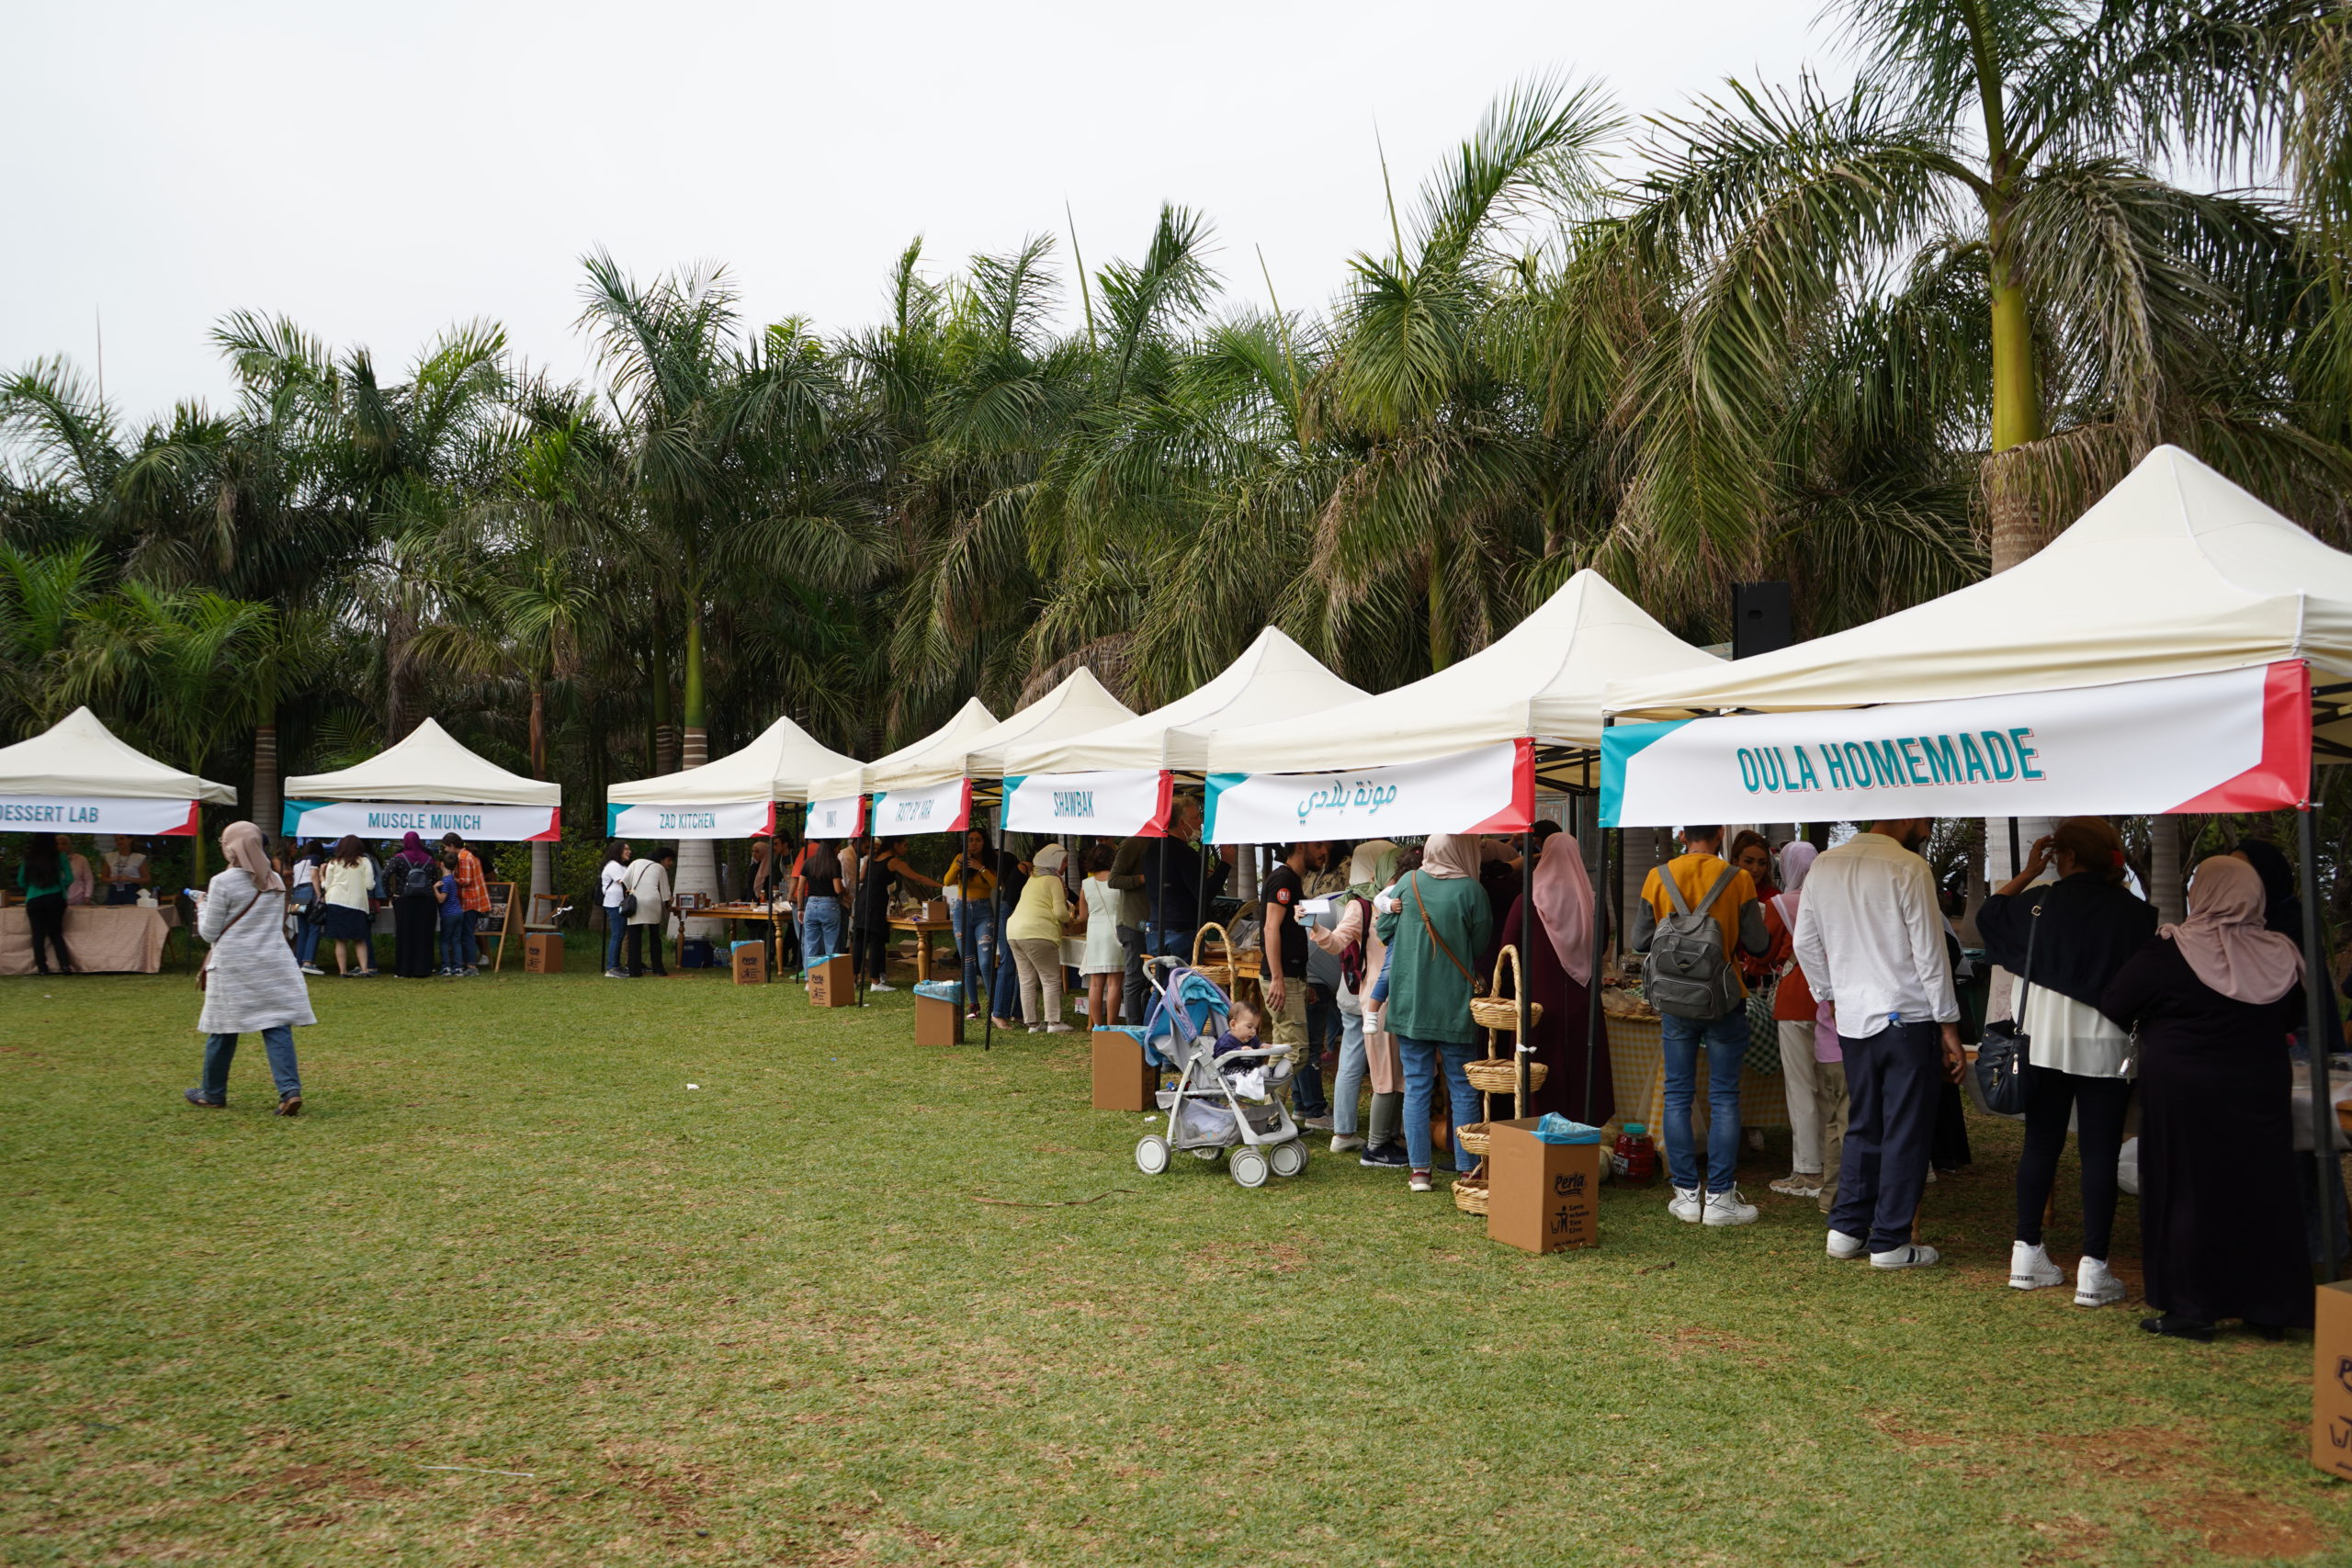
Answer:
[
  {"left": 1268, "top": 1139, "right": 1307, "bottom": 1179},
  {"left": 1229, "top": 1147, "right": 1271, "bottom": 1189},
  {"left": 1135, "top": 1134, "right": 1170, "bottom": 1176}
]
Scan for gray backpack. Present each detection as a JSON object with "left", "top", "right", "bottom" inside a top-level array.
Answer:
[{"left": 1644, "top": 863, "right": 1744, "bottom": 1021}]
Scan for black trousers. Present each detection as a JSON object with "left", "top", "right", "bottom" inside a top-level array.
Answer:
[
  {"left": 25, "top": 892, "right": 71, "bottom": 973},
  {"left": 626, "top": 922, "right": 666, "bottom": 976},
  {"left": 852, "top": 922, "right": 888, "bottom": 982},
  {"left": 2015, "top": 1064, "right": 2132, "bottom": 1260},
  {"left": 1828, "top": 1022, "right": 1943, "bottom": 1252}
]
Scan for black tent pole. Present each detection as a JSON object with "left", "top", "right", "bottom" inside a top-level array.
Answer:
[
  {"left": 1584, "top": 747, "right": 1610, "bottom": 1124},
  {"left": 2301, "top": 801, "right": 2343, "bottom": 1282},
  {"left": 1518, "top": 828, "right": 1533, "bottom": 1116},
  {"left": 985, "top": 800, "right": 1004, "bottom": 1052}
]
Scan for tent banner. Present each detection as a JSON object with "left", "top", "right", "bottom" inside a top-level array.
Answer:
[
  {"left": 284, "top": 799, "right": 562, "bottom": 842},
  {"left": 1, "top": 795, "right": 202, "bottom": 836},
  {"left": 1203, "top": 740, "right": 1534, "bottom": 845},
  {"left": 804, "top": 795, "right": 865, "bottom": 840},
  {"left": 1602, "top": 661, "right": 2311, "bottom": 827},
  {"left": 605, "top": 799, "right": 774, "bottom": 840},
  {"left": 1001, "top": 770, "right": 1173, "bottom": 837},
  {"left": 871, "top": 778, "right": 971, "bottom": 836}
]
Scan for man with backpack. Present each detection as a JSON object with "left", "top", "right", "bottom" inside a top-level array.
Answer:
[{"left": 1631, "top": 825, "right": 1770, "bottom": 1227}]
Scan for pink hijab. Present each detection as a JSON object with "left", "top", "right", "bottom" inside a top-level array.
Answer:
[
  {"left": 220, "top": 820, "right": 283, "bottom": 892},
  {"left": 2164, "top": 856, "right": 2301, "bottom": 1005},
  {"left": 1531, "top": 832, "right": 1594, "bottom": 985}
]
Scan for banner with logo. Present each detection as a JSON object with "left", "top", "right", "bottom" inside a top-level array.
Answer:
[
  {"left": 285, "top": 799, "right": 562, "bottom": 842},
  {"left": 1001, "top": 769, "right": 1173, "bottom": 837},
  {"left": 870, "top": 778, "right": 971, "bottom": 836},
  {"left": 1202, "top": 740, "right": 1533, "bottom": 845},
  {"left": 605, "top": 799, "right": 775, "bottom": 840},
  {"left": 2, "top": 795, "right": 202, "bottom": 836},
  {"left": 803, "top": 795, "right": 865, "bottom": 840},
  {"left": 1602, "top": 661, "right": 2310, "bottom": 828}
]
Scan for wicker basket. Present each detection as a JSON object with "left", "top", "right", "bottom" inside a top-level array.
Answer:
[
  {"left": 1452, "top": 1172, "right": 1490, "bottom": 1215},
  {"left": 1454, "top": 1120, "right": 1492, "bottom": 1157},
  {"left": 1464, "top": 1055, "right": 1548, "bottom": 1096},
  {"left": 1191, "top": 920, "right": 1235, "bottom": 988},
  {"left": 1469, "top": 944, "right": 1543, "bottom": 1032}
]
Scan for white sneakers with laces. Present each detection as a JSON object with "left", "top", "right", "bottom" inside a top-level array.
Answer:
[
  {"left": 1871, "top": 1243, "right": 1941, "bottom": 1269},
  {"left": 2009, "top": 1240, "right": 2066, "bottom": 1291},
  {"left": 2074, "top": 1257, "right": 2126, "bottom": 1307},
  {"left": 1668, "top": 1186, "right": 1704, "bottom": 1223},
  {"left": 1826, "top": 1229, "right": 1867, "bottom": 1259},
  {"left": 1702, "top": 1188, "right": 1759, "bottom": 1227}
]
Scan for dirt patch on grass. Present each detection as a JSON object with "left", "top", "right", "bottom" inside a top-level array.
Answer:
[
  {"left": 1866, "top": 1411, "right": 1961, "bottom": 1449},
  {"left": 1188, "top": 1240, "right": 1311, "bottom": 1276},
  {"left": 2009, "top": 1510, "right": 2114, "bottom": 1564},
  {"left": 2045, "top": 1424, "right": 2203, "bottom": 1482},
  {"left": 1645, "top": 1326, "right": 1781, "bottom": 1366},
  {"left": 227, "top": 1463, "right": 411, "bottom": 1503},
  {"left": 2152, "top": 1488, "right": 2326, "bottom": 1559}
]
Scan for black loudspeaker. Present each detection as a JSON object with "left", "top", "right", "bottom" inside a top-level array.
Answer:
[{"left": 1733, "top": 581, "right": 1793, "bottom": 660}]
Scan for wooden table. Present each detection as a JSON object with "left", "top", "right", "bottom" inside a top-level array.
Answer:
[
  {"left": 887, "top": 917, "right": 955, "bottom": 982},
  {"left": 695, "top": 902, "right": 791, "bottom": 976},
  {"left": 0, "top": 904, "right": 178, "bottom": 975}
]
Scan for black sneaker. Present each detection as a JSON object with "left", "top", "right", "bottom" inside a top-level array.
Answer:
[{"left": 1359, "top": 1143, "right": 1410, "bottom": 1168}]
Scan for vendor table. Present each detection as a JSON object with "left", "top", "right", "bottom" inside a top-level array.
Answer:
[
  {"left": 2293, "top": 1060, "right": 2352, "bottom": 1153},
  {"left": 1605, "top": 1010, "right": 1791, "bottom": 1137},
  {"left": 887, "top": 916, "right": 954, "bottom": 982},
  {"left": 0, "top": 904, "right": 177, "bottom": 976},
  {"left": 696, "top": 902, "right": 790, "bottom": 976}
]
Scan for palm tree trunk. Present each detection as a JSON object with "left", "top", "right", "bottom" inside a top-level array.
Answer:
[
  {"left": 673, "top": 610, "right": 719, "bottom": 940},
  {"left": 251, "top": 716, "right": 279, "bottom": 846},
  {"left": 527, "top": 681, "right": 552, "bottom": 917},
  {"left": 1426, "top": 544, "right": 1453, "bottom": 672}
]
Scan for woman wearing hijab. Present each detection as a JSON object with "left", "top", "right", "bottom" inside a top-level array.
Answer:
[
  {"left": 385, "top": 831, "right": 440, "bottom": 979},
  {"left": 186, "top": 821, "right": 314, "bottom": 1113},
  {"left": 2102, "top": 855, "right": 2308, "bottom": 1340},
  {"left": 1482, "top": 829, "right": 1612, "bottom": 1125},
  {"left": 1308, "top": 840, "right": 1408, "bottom": 1166},
  {"left": 1374, "top": 834, "right": 1495, "bottom": 1192},
  {"left": 1978, "top": 817, "right": 2158, "bottom": 1308},
  {"left": 1762, "top": 840, "right": 1843, "bottom": 1199}
]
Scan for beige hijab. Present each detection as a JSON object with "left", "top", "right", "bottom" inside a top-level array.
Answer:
[
  {"left": 1420, "top": 834, "right": 1481, "bottom": 880},
  {"left": 220, "top": 820, "right": 283, "bottom": 892}
]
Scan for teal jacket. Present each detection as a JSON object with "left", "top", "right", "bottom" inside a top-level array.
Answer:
[{"left": 1373, "top": 870, "right": 1494, "bottom": 1046}]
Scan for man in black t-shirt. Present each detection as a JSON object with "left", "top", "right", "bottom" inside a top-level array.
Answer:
[{"left": 1262, "top": 841, "right": 1332, "bottom": 1128}]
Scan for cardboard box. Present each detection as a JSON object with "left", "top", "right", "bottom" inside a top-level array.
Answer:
[
  {"left": 806, "top": 953, "right": 854, "bottom": 1008},
  {"left": 525, "top": 932, "right": 563, "bottom": 974},
  {"left": 2314, "top": 1281, "right": 2352, "bottom": 1477},
  {"left": 1091, "top": 1027, "right": 1156, "bottom": 1111},
  {"left": 730, "top": 942, "right": 767, "bottom": 986},
  {"left": 915, "top": 994, "right": 965, "bottom": 1046},
  {"left": 1486, "top": 1118, "right": 1600, "bottom": 1254}
]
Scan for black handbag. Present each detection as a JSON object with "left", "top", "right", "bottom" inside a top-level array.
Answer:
[{"left": 1974, "top": 897, "right": 2041, "bottom": 1115}]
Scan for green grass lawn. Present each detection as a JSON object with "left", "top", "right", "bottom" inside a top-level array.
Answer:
[{"left": 6, "top": 944, "right": 2348, "bottom": 1566}]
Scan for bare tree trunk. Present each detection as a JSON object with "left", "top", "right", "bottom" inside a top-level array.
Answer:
[
  {"left": 527, "top": 683, "right": 552, "bottom": 919},
  {"left": 675, "top": 725, "right": 719, "bottom": 941},
  {"left": 252, "top": 719, "right": 280, "bottom": 846}
]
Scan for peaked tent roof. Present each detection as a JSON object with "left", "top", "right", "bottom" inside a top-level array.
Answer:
[
  {"left": 0, "top": 706, "right": 237, "bottom": 803},
  {"left": 956, "top": 668, "right": 1139, "bottom": 783},
  {"left": 1204, "top": 570, "right": 1721, "bottom": 774},
  {"left": 1606, "top": 445, "right": 2352, "bottom": 743},
  {"left": 605, "top": 712, "right": 861, "bottom": 807},
  {"left": 1008, "top": 627, "right": 1369, "bottom": 775},
  {"left": 286, "top": 718, "right": 560, "bottom": 806},
  {"left": 808, "top": 696, "right": 999, "bottom": 801}
]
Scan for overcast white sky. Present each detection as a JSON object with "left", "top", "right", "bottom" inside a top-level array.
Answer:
[{"left": 4, "top": 0, "right": 1836, "bottom": 423}]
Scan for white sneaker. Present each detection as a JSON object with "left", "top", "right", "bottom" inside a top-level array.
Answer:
[
  {"left": 299, "top": 963, "right": 325, "bottom": 976},
  {"left": 1045, "top": 1022, "right": 1076, "bottom": 1034},
  {"left": 1702, "top": 1188, "right": 1759, "bottom": 1227},
  {"left": 1667, "top": 1186, "right": 1704, "bottom": 1223},
  {"left": 2074, "top": 1257, "right": 2126, "bottom": 1308},
  {"left": 2009, "top": 1240, "right": 2066, "bottom": 1291},
  {"left": 1330, "top": 1134, "right": 1365, "bottom": 1154},
  {"left": 1871, "top": 1244, "right": 1941, "bottom": 1269},
  {"left": 869, "top": 981, "right": 898, "bottom": 992},
  {"left": 1826, "top": 1229, "right": 1867, "bottom": 1259}
]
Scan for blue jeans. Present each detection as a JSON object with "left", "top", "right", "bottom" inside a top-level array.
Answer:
[
  {"left": 954, "top": 901, "right": 996, "bottom": 1010},
  {"left": 802, "top": 896, "right": 843, "bottom": 967},
  {"left": 294, "top": 908, "right": 323, "bottom": 964},
  {"left": 1333, "top": 1004, "right": 1368, "bottom": 1135},
  {"left": 605, "top": 907, "right": 628, "bottom": 971},
  {"left": 1399, "top": 1034, "right": 1482, "bottom": 1175},
  {"left": 438, "top": 913, "right": 467, "bottom": 972},
  {"left": 460, "top": 907, "right": 481, "bottom": 966},
  {"left": 200, "top": 1026, "right": 300, "bottom": 1102},
  {"left": 1660, "top": 1007, "right": 1751, "bottom": 1193}
]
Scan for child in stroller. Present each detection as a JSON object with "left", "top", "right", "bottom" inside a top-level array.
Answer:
[{"left": 1133, "top": 960, "right": 1309, "bottom": 1188}]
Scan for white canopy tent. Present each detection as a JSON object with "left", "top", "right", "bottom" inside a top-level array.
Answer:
[
  {"left": 808, "top": 697, "right": 997, "bottom": 804},
  {"left": 0, "top": 706, "right": 235, "bottom": 836},
  {"left": 1607, "top": 446, "right": 2352, "bottom": 731},
  {"left": 957, "top": 667, "right": 1136, "bottom": 783},
  {"left": 605, "top": 712, "right": 863, "bottom": 839},
  {"left": 283, "top": 718, "right": 560, "bottom": 841}
]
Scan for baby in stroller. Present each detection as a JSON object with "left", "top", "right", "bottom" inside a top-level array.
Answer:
[{"left": 1132, "top": 961, "right": 1310, "bottom": 1188}]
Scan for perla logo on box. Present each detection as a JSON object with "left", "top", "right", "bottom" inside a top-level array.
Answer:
[{"left": 1051, "top": 790, "right": 1094, "bottom": 818}]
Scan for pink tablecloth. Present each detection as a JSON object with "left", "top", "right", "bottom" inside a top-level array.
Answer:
[{"left": 0, "top": 905, "right": 175, "bottom": 975}]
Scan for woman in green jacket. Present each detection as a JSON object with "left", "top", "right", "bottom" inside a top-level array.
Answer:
[{"left": 1374, "top": 834, "right": 1493, "bottom": 1190}]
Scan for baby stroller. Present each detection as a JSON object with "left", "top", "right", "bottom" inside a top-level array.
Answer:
[{"left": 1131, "top": 957, "right": 1308, "bottom": 1188}]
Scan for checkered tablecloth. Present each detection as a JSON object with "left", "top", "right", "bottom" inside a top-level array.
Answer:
[{"left": 1607, "top": 1014, "right": 1790, "bottom": 1134}]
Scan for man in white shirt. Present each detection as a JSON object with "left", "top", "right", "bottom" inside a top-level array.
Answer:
[{"left": 1792, "top": 819, "right": 1964, "bottom": 1269}]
